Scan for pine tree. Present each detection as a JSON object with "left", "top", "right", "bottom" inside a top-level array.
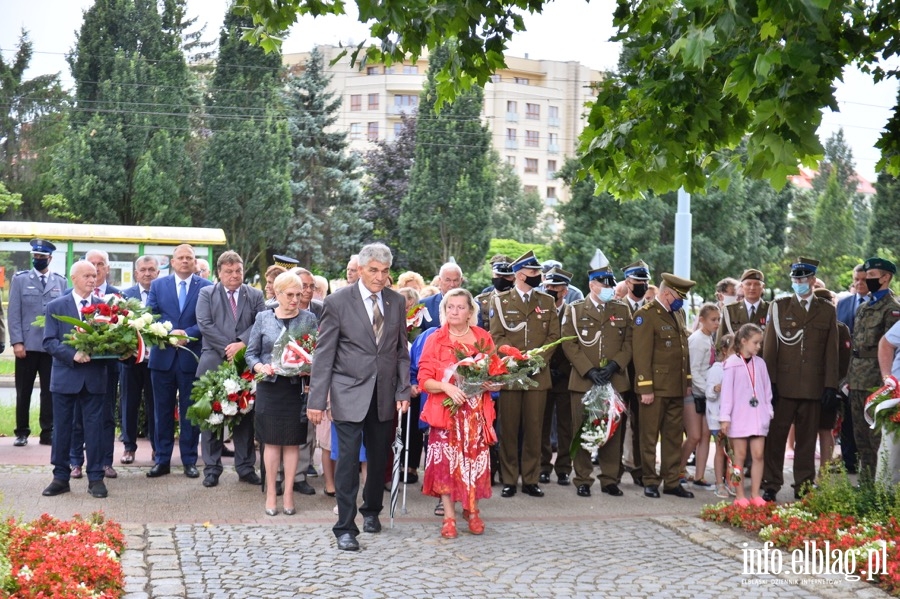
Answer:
[
  {"left": 809, "top": 170, "right": 859, "bottom": 285},
  {"left": 283, "top": 47, "right": 370, "bottom": 273},
  {"left": 400, "top": 43, "right": 494, "bottom": 275},
  {"left": 869, "top": 172, "right": 900, "bottom": 257}
]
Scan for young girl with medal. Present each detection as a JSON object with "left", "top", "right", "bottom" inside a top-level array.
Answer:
[{"left": 719, "top": 324, "right": 774, "bottom": 507}]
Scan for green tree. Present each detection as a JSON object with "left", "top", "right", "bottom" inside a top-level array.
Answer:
[
  {"left": 201, "top": 7, "right": 291, "bottom": 276},
  {"left": 400, "top": 43, "right": 495, "bottom": 275},
  {"left": 869, "top": 171, "right": 900, "bottom": 256},
  {"left": 284, "top": 47, "right": 371, "bottom": 274},
  {"left": 809, "top": 170, "right": 859, "bottom": 286},
  {"left": 489, "top": 156, "right": 543, "bottom": 243}
]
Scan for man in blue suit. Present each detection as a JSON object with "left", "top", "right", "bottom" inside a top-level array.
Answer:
[
  {"left": 146, "top": 244, "right": 212, "bottom": 478},
  {"left": 418, "top": 262, "right": 463, "bottom": 331},
  {"left": 41, "top": 260, "right": 110, "bottom": 498},
  {"left": 836, "top": 264, "right": 867, "bottom": 474}
]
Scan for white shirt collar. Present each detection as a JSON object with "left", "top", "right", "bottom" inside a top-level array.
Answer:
[
  {"left": 358, "top": 278, "right": 381, "bottom": 300},
  {"left": 175, "top": 274, "right": 192, "bottom": 286},
  {"left": 744, "top": 299, "right": 761, "bottom": 312}
]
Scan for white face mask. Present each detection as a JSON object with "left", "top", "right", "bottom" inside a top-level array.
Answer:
[{"left": 722, "top": 295, "right": 737, "bottom": 305}]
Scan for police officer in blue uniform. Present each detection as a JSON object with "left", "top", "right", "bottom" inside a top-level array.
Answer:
[{"left": 8, "top": 239, "right": 67, "bottom": 446}]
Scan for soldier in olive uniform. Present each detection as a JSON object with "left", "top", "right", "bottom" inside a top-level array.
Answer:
[
  {"left": 9, "top": 239, "right": 68, "bottom": 446},
  {"left": 475, "top": 260, "right": 514, "bottom": 328},
  {"left": 490, "top": 250, "right": 561, "bottom": 498},
  {"left": 632, "top": 272, "right": 696, "bottom": 499},
  {"left": 761, "top": 258, "right": 839, "bottom": 501},
  {"left": 562, "top": 261, "right": 633, "bottom": 497},
  {"left": 848, "top": 257, "right": 900, "bottom": 475},
  {"left": 539, "top": 267, "right": 576, "bottom": 486},
  {"left": 719, "top": 269, "right": 769, "bottom": 337},
  {"left": 619, "top": 260, "right": 652, "bottom": 485}
]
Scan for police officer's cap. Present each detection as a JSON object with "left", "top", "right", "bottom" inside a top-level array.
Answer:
[
  {"left": 30, "top": 239, "right": 56, "bottom": 255},
  {"left": 740, "top": 268, "right": 764, "bottom": 283},
  {"left": 272, "top": 254, "right": 299, "bottom": 269},
  {"left": 588, "top": 267, "right": 616, "bottom": 286},
  {"left": 511, "top": 250, "right": 542, "bottom": 272},
  {"left": 660, "top": 273, "right": 696, "bottom": 298},
  {"left": 541, "top": 259, "right": 562, "bottom": 273},
  {"left": 862, "top": 256, "right": 897, "bottom": 275},
  {"left": 790, "top": 257, "right": 819, "bottom": 278},
  {"left": 544, "top": 267, "right": 573, "bottom": 286},
  {"left": 491, "top": 261, "right": 514, "bottom": 276},
  {"left": 623, "top": 260, "right": 650, "bottom": 281}
]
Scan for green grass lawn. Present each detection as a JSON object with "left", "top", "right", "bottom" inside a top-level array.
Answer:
[
  {"left": 0, "top": 360, "right": 14, "bottom": 376},
  {"left": 0, "top": 405, "right": 39, "bottom": 438}
]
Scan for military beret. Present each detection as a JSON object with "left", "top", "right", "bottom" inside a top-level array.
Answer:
[
  {"left": 272, "top": 254, "right": 299, "bottom": 269},
  {"left": 660, "top": 272, "right": 696, "bottom": 298},
  {"left": 790, "top": 257, "right": 819, "bottom": 277},
  {"left": 511, "top": 250, "right": 542, "bottom": 272},
  {"left": 623, "top": 260, "right": 651, "bottom": 281},
  {"left": 544, "top": 266, "right": 573, "bottom": 285},
  {"left": 30, "top": 239, "right": 56, "bottom": 254},
  {"left": 740, "top": 268, "right": 764, "bottom": 282},
  {"left": 863, "top": 257, "right": 897, "bottom": 274}
]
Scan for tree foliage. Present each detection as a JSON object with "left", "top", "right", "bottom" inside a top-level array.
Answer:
[
  {"left": 489, "top": 156, "right": 543, "bottom": 243},
  {"left": 869, "top": 171, "right": 900, "bottom": 257}
]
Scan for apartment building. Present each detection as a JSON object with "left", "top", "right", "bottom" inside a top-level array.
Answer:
[{"left": 283, "top": 46, "right": 604, "bottom": 232}]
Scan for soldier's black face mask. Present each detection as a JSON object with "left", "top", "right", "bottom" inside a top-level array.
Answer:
[
  {"left": 492, "top": 277, "right": 514, "bottom": 292},
  {"left": 631, "top": 283, "right": 648, "bottom": 298},
  {"left": 523, "top": 274, "right": 543, "bottom": 288},
  {"left": 32, "top": 257, "right": 49, "bottom": 271},
  {"left": 866, "top": 277, "right": 883, "bottom": 294}
]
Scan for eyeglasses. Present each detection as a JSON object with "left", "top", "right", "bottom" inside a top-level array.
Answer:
[
  {"left": 300, "top": 283, "right": 316, "bottom": 291},
  {"left": 278, "top": 292, "right": 303, "bottom": 299}
]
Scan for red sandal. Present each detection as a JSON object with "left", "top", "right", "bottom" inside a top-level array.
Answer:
[
  {"left": 440, "top": 517, "right": 457, "bottom": 539},
  {"left": 462, "top": 509, "right": 485, "bottom": 535}
]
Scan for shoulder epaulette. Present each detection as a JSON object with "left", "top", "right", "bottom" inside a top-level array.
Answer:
[{"left": 14, "top": 270, "right": 28, "bottom": 276}]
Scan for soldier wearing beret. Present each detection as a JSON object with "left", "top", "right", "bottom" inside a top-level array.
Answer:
[
  {"left": 619, "top": 260, "right": 652, "bottom": 485},
  {"left": 632, "top": 272, "right": 696, "bottom": 499},
  {"left": 848, "top": 257, "right": 900, "bottom": 475},
  {"left": 761, "top": 258, "right": 839, "bottom": 501},
  {"left": 9, "top": 239, "right": 68, "bottom": 446},
  {"left": 490, "top": 250, "right": 560, "bottom": 498},
  {"left": 719, "top": 269, "right": 769, "bottom": 337},
  {"left": 562, "top": 258, "right": 633, "bottom": 497}
]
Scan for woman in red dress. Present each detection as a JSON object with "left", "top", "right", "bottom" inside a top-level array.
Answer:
[{"left": 419, "top": 288, "right": 498, "bottom": 539}]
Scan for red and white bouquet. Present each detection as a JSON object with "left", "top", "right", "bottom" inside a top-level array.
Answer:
[
  {"left": 406, "top": 304, "right": 426, "bottom": 341},
  {"left": 570, "top": 376, "right": 626, "bottom": 457},
  {"left": 864, "top": 376, "right": 900, "bottom": 435},
  {"left": 187, "top": 348, "right": 256, "bottom": 439},
  {"left": 269, "top": 324, "right": 317, "bottom": 377}
]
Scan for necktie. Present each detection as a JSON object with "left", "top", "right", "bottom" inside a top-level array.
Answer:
[
  {"left": 370, "top": 294, "right": 383, "bottom": 343},
  {"left": 801, "top": 299, "right": 809, "bottom": 311},
  {"left": 178, "top": 280, "right": 187, "bottom": 312},
  {"left": 141, "top": 289, "right": 148, "bottom": 306},
  {"left": 749, "top": 305, "right": 756, "bottom": 322},
  {"left": 80, "top": 299, "right": 88, "bottom": 320},
  {"left": 523, "top": 293, "right": 530, "bottom": 304},
  {"left": 94, "top": 287, "right": 102, "bottom": 297},
  {"left": 857, "top": 296, "right": 865, "bottom": 312},
  {"left": 39, "top": 275, "right": 46, "bottom": 289},
  {"left": 228, "top": 290, "right": 238, "bottom": 320}
]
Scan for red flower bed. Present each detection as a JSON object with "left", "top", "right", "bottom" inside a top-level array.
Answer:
[{"left": 1, "top": 512, "right": 124, "bottom": 598}]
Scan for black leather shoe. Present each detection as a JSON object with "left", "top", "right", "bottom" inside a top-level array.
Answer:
[
  {"left": 602, "top": 484, "right": 624, "bottom": 496},
  {"left": 293, "top": 480, "right": 316, "bottom": 495},
  {"left": 631, "top": 472, "right": 644, "bottom": 486},
  {"left": 501, "top": 484, "right": 517, "bottom": 498},
  {"left": 239, "top": 472, "right": 262, "bottom": 485},
  {"left": 644, "top": 486, "right": 660, "bottom": 498},
  {"left": 42, "top": 479, "right": 70, "bottom": 497},
  {"left": 576, "top": 484, "right": 591, "bottom": 497},
  {"left": 538, "top": 472, "right": 551, "bottom": 484},
  {"left": 183, "top": 465, "right": 200, "bottom": 478},
  {"left": 337, "top": 533, "right": 359, "bottom": 551},
  {"left": 363, "top": 515, "right": 382, "bottom": 533},
  {"left": 557, "top": 473, "right": 571, "bottom": 486},
  {"left": 762, "top": 489, "right": 778, "bottom": 503},
  {"left": 202, "top": 474, "right": 219, "bottom": 488},
  {"left": 13, "top": 436, "right": 27, "bottom": 447},
  {"left": 522, "top": 484, "right": 544, "bottom": 497},
  {"left": 146, "top": 463, "right": 170, "bottom": 477},
  {"left": 88, "top": 480, "right": 108, "bottom": 498},
  {"left": 39, "top": 435, "right": 52, "bottom": 446},
  {"left": 663, "top": 486, "right": 694, "bottom": 498}
]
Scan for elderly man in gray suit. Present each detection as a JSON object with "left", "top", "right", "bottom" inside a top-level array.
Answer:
[
  {"left": 308, "top": 243, "right": 411, "bottom": 552},
  {"left": 196, "top": 251, "right": 266, "bottom": 488}
]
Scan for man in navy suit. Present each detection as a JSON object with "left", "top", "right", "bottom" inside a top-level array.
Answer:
[
  {"left": 418, "top": 262, "right": 463, "bottom": 331},
  {"left": 146, "top": 244, "right": 212, "bottom": 478},
  {"left": 41, "top": 260, "right": 110, "bottom": 498},
  {"left": 836, "top": 264, "right": 867, "bottom": 473},
  {"left": 119, "top": 256, "right": 161, "bottom": 465}
]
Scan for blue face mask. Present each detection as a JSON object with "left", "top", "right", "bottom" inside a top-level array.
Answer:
[
  {"left": 792, "top": 282, "right": 810, "bottom": 296},
  {"left": 598, "top": 287, "right": 615, "bottom": 303},
  {"left": 670, "top": 298, "right": 684, "bottom": 312}
]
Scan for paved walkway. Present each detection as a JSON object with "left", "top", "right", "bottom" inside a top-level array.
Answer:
[{"left": 0, "top": 438, "right": 888, "bottom": 598}]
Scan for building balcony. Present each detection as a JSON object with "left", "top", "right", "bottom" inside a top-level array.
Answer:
[
  {"left": 388, "top": 105, "right": 418, "bottom": 116},
  {"left": 505, "top": 139, "right": 519, "bottom": 150},
  {"left": 548, "top": 117, "right": 560, "bottom": 128},
  {"left": 548, "top": 144, "right": 560, "bottom": 154},
  {"left": 506, "top": 112, "right": 519, "bottom": 122},
  {"left": 546, "top": 171, "right": 558, "bottom": 180}
]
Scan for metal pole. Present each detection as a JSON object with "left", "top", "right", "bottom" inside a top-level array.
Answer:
[{"left": 673, "top": 186, "right": 692, "bottom": 279}]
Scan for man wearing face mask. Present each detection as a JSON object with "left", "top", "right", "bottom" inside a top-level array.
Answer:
[
  {"left": 632, "top": 273, "right": 696, "bottom": 498},
  {"left": 541, "top": 260, "right": 584, "bottom": 304},
  {"left": 562, "top": 259, "right": 633, "bottom": 498},
  {"left": 719, "top": 270, "right": 768, "bottom": 337},
  {"left": 847, "top": 257, "right": 900, "bottom": 476},
  {"left": 713, "top": 278, "right": 740, "bottom": 312},
  {"left": 490, "top": 250, "right": 560, "bottom": 498},
  {"left": 619, "top": 260, "right": 652, "bottom": 485},
  {"left": 476, "top": 258, "right": 514, "bottom": 328},
  {"left": 9, "top": 239, "right": 68, "bottom": 447},
  {"left": 761, "top": 258, "right": 839, "bottom": 501}
]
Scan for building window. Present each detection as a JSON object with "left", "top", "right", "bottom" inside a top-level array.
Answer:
[
  {"left": 489, "top": 74, "right": 501, "bottom": 83},
  {"left": 384, "top": 66, "right": 395, "bottom": 74},
  {"left": 548, "top": 105, "right": 560, "bottom": 127},
  {"left": 525, "top": 130, "right": 539, "bottom": 147},
  {"left": 526, "top": 103, "right": 540, "bottom": 120},
  {"left": 548, "top": 132, "right": 559, "bottom": 154},
  {"left": 547, "top": 186, "right": 557, "bottom": 199},
  {"left": 524, "top": 185, "right": 538, "bottom": 194},
  {"left": 507, "top": 156, "right": 516, "bottom": 167},
  {"left": 547, "top": 159, "right": 557, "bottom": 179},
  {"left": 366, "top": 66, "right": 379, "bottom": 75},
  {"left": 506, "top": 129, "right": 517, "bottom": 141},
  {"left": 507, "top": 101, "right": 517, "bottom": 114},
  {"left": 402, "top": 65, "right": 419, "bottom": 74},
  {"left": 368, "top": 93, "right": 379, "bottom": 110},
  {"left": 525, "top": 158, "right": 538, "bottom": 174},
  {"left": 514, "top": 77, "right": 530, "bottom": 85},
  {"left": 394, "top": 95, "right": 418, "bottom": 107},
  {"left": 350, "top": 94, "right": 362, "bottom": 111},
  {"left": 367, "top": 122, "right": 379, "bottom": 142},
  {"left": 350, "top": 123, "right": 362, "bottom": 140}
]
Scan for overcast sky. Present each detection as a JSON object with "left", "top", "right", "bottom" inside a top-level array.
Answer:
[{"left": 2, "top": 0, "right": 896, "bottom": 181}]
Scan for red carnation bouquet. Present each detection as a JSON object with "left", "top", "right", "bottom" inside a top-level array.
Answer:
[
  {"left": 570, "top": 361, "right": 626, "bottom": 458},
  {"left": 187, "top": 348, "right": 256, "bottom": 440}
]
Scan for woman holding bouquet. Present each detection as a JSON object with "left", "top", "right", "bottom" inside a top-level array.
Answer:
[
  {"left": 419, "top": 288, "right": 497, "bottom": 539},
  {"left": 246, "top": 272, "right": 318, "bottom": 516}
]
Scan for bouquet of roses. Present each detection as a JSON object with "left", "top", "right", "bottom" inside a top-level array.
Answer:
[
  {"left": 406, "top": 304, "right": 426, "bottom": 342},
  {"left": 569, "top": 376, "right": 626, "bottom": 458},
  {"left": 266, "top": 322, "right": 317, "bottom": 377},
  {"left": 38, "top": 296, "right": 191, "bottom": 360},
  {"left": 187, "top": 348, "right": 256, "bottom": 439},
  {"left": 717, "top": 431, "right": 743, "bottom": 490},
  {"left": 864, "top": 376, "right": 900, "bottom": 435}
]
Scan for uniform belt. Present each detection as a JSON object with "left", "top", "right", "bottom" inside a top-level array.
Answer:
[{"left": 852, "top": 349, "right": 878, "bottom": 358}]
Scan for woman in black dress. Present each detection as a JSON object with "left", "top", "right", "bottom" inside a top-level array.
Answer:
[{"left": 246, "top": 272, "right": 318, "bottom": 515}]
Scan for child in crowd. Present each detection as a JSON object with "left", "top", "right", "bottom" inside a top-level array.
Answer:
[
  {"left": 719, "top": 324, "right": 773, "bottom": 507},
  {"left": 682, "top": 303, "right": 720, "bottom": 490},
  {"left": 705, "top": 333, "right": 734, "bottom": 498}
]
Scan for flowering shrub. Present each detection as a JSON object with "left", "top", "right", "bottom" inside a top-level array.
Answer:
[{"left": 0, "top": 512, "right": 124, "bottom": 598}]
